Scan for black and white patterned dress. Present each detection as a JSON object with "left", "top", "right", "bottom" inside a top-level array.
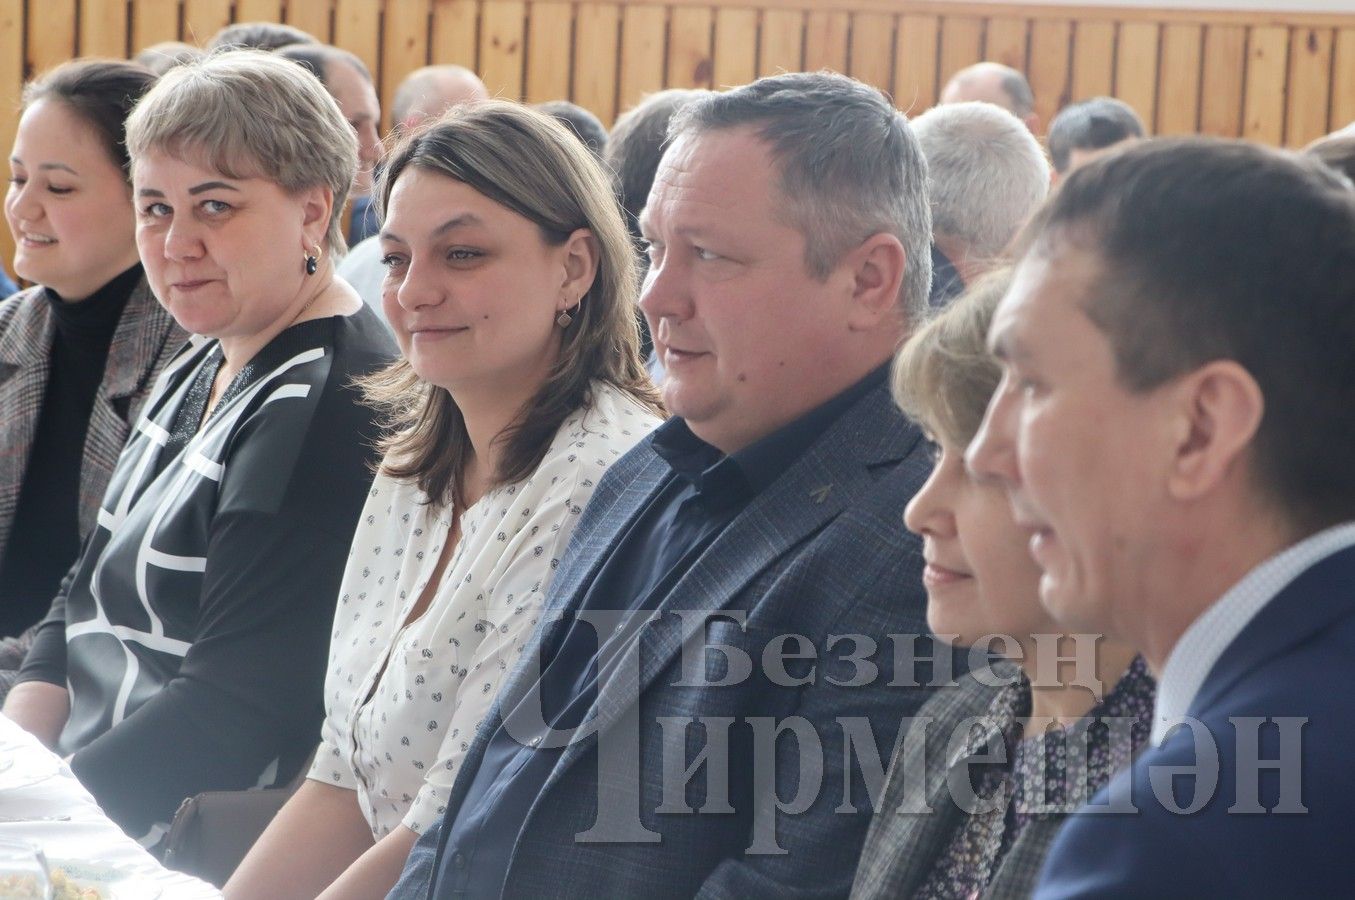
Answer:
[{"left": 16, "top": 307, "right": 395, "bottom": 841}]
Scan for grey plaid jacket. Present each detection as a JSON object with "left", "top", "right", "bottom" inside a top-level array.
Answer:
[
  {"left": 0, "top": 278, "right": 184, "bottom": 581},
  {"left": 851, "top": 663, "right": 1065, "bottom": 900}
]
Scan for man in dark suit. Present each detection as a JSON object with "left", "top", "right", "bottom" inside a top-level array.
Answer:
[
  {"left": 967, "top": 138, "right": 1355, "bottom": 897},
  {"left": 387, "top": 71, "right": 945, "bottom": 898}
]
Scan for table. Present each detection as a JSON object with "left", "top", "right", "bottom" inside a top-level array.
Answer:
[{"left": 0, "top": 712, "right": 221, "bottom": 898}]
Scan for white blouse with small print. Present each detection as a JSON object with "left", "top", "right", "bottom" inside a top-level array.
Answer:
[{"left": 309, "top": 382, "right": 661, "bottom": 837}]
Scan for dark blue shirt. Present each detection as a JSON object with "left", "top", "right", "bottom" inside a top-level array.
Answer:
[{"left": 419, "top": 366, "right": 888, "bottom": 899}]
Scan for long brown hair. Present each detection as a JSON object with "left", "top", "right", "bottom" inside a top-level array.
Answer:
[{"left": 362, "top": 101, "right": 663, "bottom": 510}]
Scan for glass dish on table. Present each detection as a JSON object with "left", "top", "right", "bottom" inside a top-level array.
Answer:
[{"left": 0, "top": 837, "right": 51, "bottom": 898}]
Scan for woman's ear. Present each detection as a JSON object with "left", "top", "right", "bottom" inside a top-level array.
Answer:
[
  {"left": 558, "top": 227, "right": 600, "bottom": 311},
  {"left": 301, "top": 184, "right": 335, "bottom": 249}
]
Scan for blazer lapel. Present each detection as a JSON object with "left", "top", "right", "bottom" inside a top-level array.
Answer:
[
  {"left": 492, "top": 446, "right": 672, "bottom": 718},
  {"left": 0, "top": 289, "right": 55, "bottom": 559},
  {"left": 1188, "top": 542, "right": 1355, "bottom": 721},
  {"left": 547, "top": 385, "right": 921, "bottom": 787}
]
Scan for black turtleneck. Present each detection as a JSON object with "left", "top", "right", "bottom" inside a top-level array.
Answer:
[{"left": 0, "top": 263, "right": 143, "bottom": 636}]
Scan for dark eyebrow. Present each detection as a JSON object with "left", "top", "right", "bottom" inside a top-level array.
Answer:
[
  {"left": 189, "top": 181, "right": 240, "bottom": 195},
  {"left": 433, "top": 213, "right": 482, "bottom": 236},
  {"left": 138, "top": 188, "right": 165, "bottom": 198},
  {"left": 381, "top": 213, "right": 484, "bottom": 247}
]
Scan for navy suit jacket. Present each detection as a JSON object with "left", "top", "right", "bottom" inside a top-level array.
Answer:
[
  {"left": 1035, "top": 543, "right": 1355, "bottom": 898},
  {"left": 398, "top": 383, "right": 944, "bottom": 899}
]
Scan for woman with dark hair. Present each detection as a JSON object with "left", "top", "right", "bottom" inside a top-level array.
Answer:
[
  {"left": 0, "top": 59, "right": 184, "bottom": 696},
  {"left": 3, "top": 51, "right": 395, "bottom": 841},
  {"left": 228, "top": 100, "right": 663, "bottom": 900}
]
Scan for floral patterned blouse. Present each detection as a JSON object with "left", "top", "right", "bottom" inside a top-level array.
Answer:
[
  {"left": 308, "top": 383, "right": 661, "bottom": 837},
  {"left": 914, "top": 655, "right": 1156, "bottom": 899}
]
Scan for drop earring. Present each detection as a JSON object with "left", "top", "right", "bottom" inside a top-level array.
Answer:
[
  {"left": 556, "top": 307, "right": 577, "bottom": 328},
  {"left": 304, "top": 244, "right": 322, "bottom": 276}
]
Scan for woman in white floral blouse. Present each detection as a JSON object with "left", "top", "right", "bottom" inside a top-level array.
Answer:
[{"left": 228, "top": 102, "right": 664, "bottom": 900}]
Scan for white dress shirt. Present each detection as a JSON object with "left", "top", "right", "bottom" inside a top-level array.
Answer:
[
  {"left": 309, "top": 383, "right": 660, "bottom": 835},
  {"left": 1151, "top": 520, "right": 1355, "bottom": 745}
]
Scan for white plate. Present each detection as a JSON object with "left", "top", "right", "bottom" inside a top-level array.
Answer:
[
  {"left": 46, "top": 860, "right": 163, "bottom": 900},
  {"left": 0, "top": 754, "right": 58, "bottom": 792}
]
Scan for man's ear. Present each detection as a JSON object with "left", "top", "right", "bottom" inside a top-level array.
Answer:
[
  {"left": 557, "top": 227, "right": 600, "bottom": 312},
  {"left": 845, "top": 232, "right": 907, "bottom": 331},
  {"left": 1166, "top": 360, "right": 1265, "bottom": 502}
]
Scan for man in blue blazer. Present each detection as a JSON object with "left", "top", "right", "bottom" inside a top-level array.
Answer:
[
  {"left": 385, "top": 71, "right": 948, "bottom": 899},
  {"left": 966, "top": 138, "right": 1355, "bottom": 896}
]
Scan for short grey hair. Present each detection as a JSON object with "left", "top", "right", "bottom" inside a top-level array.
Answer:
[
  {"left": 125, "top": 50, "right": 357, "bottom": 255},
  {"left": 912, "top": 101, "right": 1049, "bottom": 261},
  {"left": 669, "top": 71, "right": 933, "bottom": 324}
]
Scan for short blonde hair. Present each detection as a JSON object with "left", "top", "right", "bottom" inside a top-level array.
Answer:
[
  {"left": 892, "top": 269, "right": 1012, "bottom": 446},
  {"left": 125, "top": 49, "right": 357, "bottom": 254}
]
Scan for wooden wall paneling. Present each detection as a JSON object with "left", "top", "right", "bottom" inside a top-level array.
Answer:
[
  {"left": 27, "top": 0, "right": 76, "bottom": 77},
  {"left": 1199, "top": 24, "right": 1246, "bottom": 137},
  {"left": 431, "top": 0, "right": 478, "bottom": 69},
  {"left": 526, "top": 1, "right": 573, "bottom": 105},
  {"left": 285, "top": 0, "right": 335, "bottom": 42},
  {"left": 849, "top": 12, "right": 894, "bottom": 93},
  {"left": 334, "top": 0, "right": 382, "bottom": 77},
  {"left": 1286, "top": 26, "right": 1334, "bottom": 146},
  {"left": 480, "top": 0, "right": 527, "bottom": 99},
  {"left": 132, "top": 0, "right": 179, "bottom": 53},
  {"left": 383, "top": 0, "right": 433, "bottom": 130},
  {"left": 803, "top": 10, "right": 849, "bottom": 74},
  {"left": 758, "top": 8, "right": 803, "bottom": 79},
  {"left": 1244, "top": 26, "right": 1290, "bottom": 145},
  {"left": 1027, "top": 19, "right": 1072, "bottom": 132},
  {"left": 235, "top": 1, "right": 283, "bottom": 23},
  {"left": 183, "top": 0, "right": 232, "bottom": 46},
  {"left": 938, "top": 16, "right": 984, "bottom": 88},
  {"left": 1070, "top": 20, "right": 1115, "bottom": 100},
  {"left": 574, "top": 3, "right": 620, "bottom": 121},
  {"left": 1332, "top": 29, "right": 1355, "bottom": 133},
  {"left": 666, "top": 6, "right": 712, "bottom": 89},
  {"left": 80, "top": 0, "right": 128, "bottom": 57},
  {"left": 894, "top": 13, "right": 939, "bottom": 113},
  {"left": 617, "top": 4, "right": 665, "bottom": 112},
  {"left": 0, "top": 0, "right": 17, "bottom": 272},
  {"left": 985, "top": 16, "right": 1028, "bottom": 72},
  {"left": 712, "top": 8, "right": 757, "bottom": 90},
  {"left": 1114, "top": 21, "right": 1159, "bottom": 132},
  {"left": 1156, "top": 23, "right": 1202, "bottom": 135}
]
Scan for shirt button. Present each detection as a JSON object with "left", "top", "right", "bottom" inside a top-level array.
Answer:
[{"left": 453, "top": 851, "right": 467, "bottom": 870}]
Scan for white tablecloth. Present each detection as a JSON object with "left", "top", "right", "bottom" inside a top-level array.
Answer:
[{"left": 0, "top": 712, "right": 221, "bottom": 898}]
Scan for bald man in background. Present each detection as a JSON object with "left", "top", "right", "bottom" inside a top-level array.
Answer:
[
  {"left": 391, "top": 64, "right": 490, "bottom": 132},
  {"left": 940, "top": 62, "right": 1039, "bottom": 133},
  {"left": 338, "top": 65, "right": 491, "bottom": 322}
]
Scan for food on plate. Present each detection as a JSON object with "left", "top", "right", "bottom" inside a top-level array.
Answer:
[{"left": 49, "top": 868, "right": 104, "bottom": 900}]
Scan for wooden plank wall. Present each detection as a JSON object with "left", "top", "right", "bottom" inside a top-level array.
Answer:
[{"left": 0, "top": 0, "right": 1351, "bottom": 267}]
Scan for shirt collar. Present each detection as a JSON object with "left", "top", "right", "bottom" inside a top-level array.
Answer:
[
  {"left": 1151, "top": 520, "right": 1355, "bottom": 744},
  {"left": 652, "top": 363, "right": 889, "bottom": 501}
]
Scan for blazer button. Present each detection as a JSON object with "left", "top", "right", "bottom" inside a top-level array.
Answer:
[{"left": 453, "top": 851, "right": 468, "bottom": 870}]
